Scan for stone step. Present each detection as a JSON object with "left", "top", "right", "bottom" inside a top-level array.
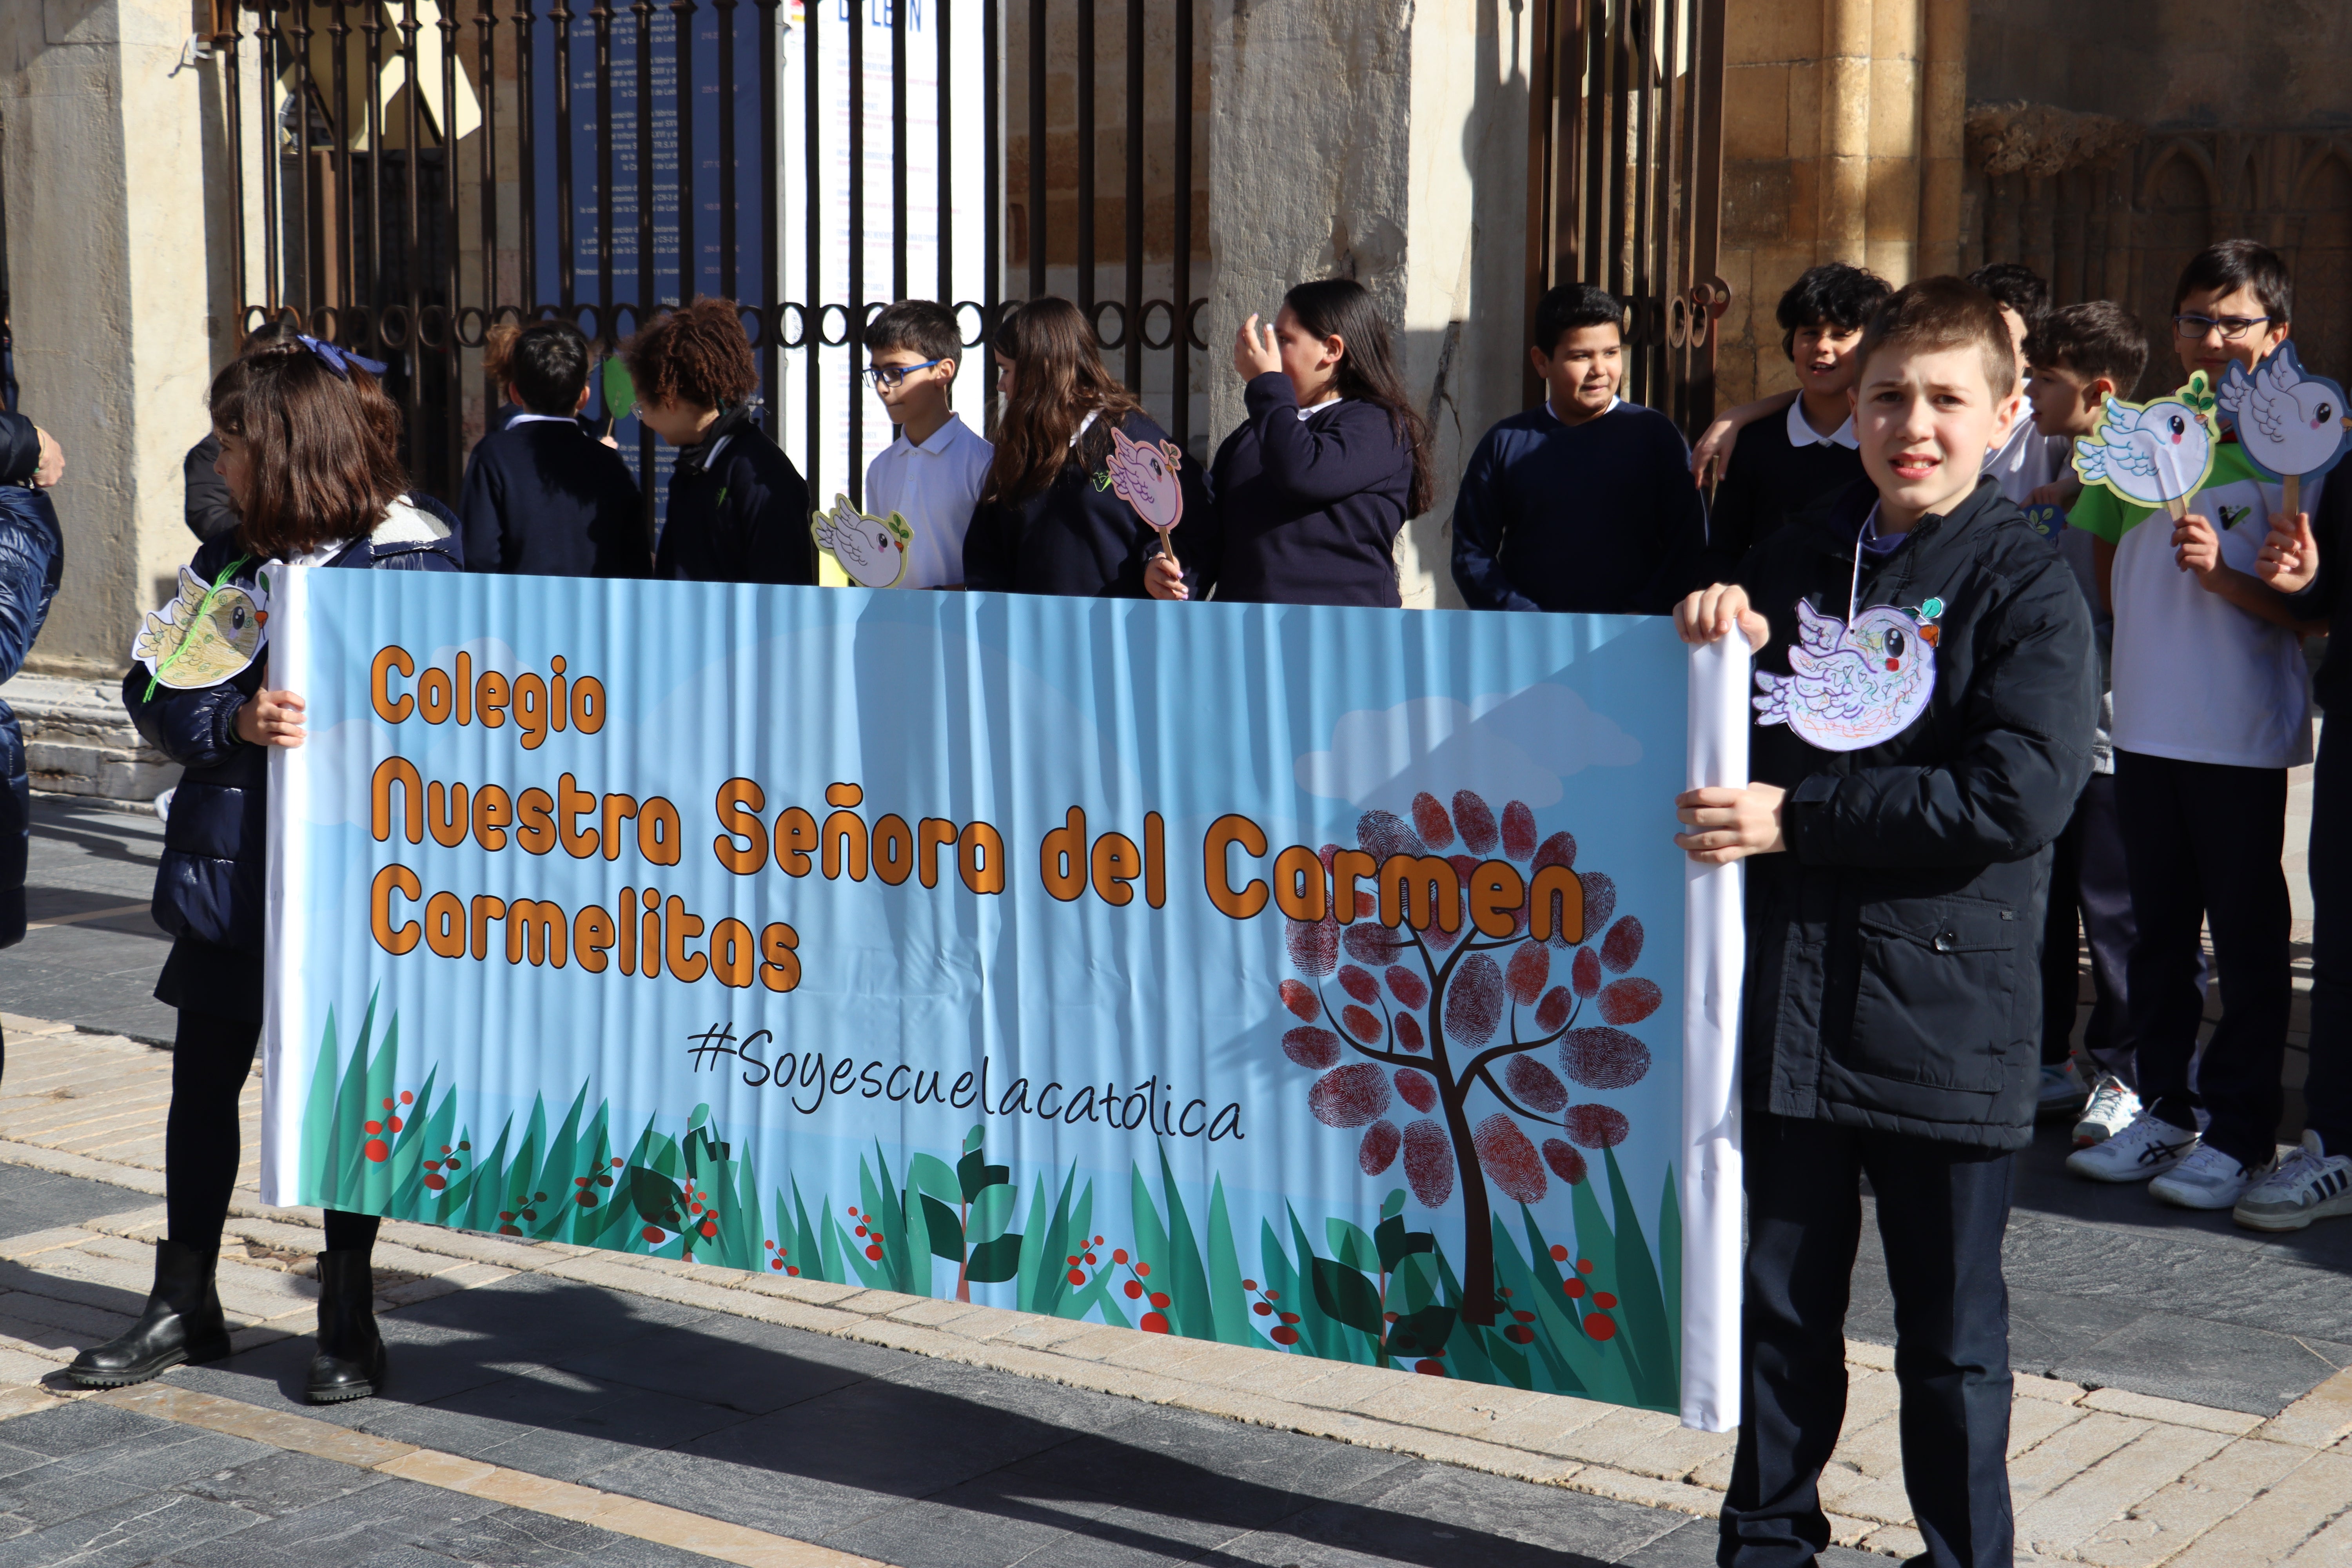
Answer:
[{"left": 2, "top": 672, "right": 177, "bottom": 805}]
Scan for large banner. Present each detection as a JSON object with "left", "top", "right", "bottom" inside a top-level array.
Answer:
[{"left": 261, "top": 574, "right": 1746, "bottom": 1427}]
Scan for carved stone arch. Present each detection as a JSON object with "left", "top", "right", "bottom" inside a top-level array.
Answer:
[
  {"left": 2137, "top": 138, "right": 2221, "bottom": 212},
  {"left": 2292, "top": 138, "right": 2352, "bottom": 208}
]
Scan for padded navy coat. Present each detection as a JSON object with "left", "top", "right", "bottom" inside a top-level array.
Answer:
[
  {"left": 0, "top": 412, "right": 62, "bottom": 949},
  {"left": 125, "top": 497, "right": 461, "bottom": 953}
]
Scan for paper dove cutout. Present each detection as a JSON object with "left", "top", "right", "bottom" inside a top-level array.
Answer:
[
  {"left": 1753, "top": 597, "right": 1938, "bottom": 752},
  {"left": 2218, "top": 342, "right": 2352, "bottom": 484},
  {"left": 2072, "top": 372, "right": 2219, "bottom": 511},
  {"left": 132, "top": 563, "right": 269, "bottom": 690},
  {"left": 810, "top": 494, "right": 915, "bottom": 588}
]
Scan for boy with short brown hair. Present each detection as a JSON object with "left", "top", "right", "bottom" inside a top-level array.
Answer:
[{"left": 1676, "top": 276, "right": 2098, "bottom": 1568}]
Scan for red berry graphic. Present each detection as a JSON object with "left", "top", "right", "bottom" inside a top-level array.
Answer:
[
  {"left": 364, "top": 1121, "right": 383, "bottom": 1136},
  {"left": 1140, "top": 1312, "right": 1171, "bottom": 1334},
  {"left": 701, "top": 1220, "right": 718, "bottom": 1238},
  {"left": 399, "top": 1091, "right": 414, "bottom": 1104},
  {"left": 1270, "top": 1326, "right": 1301, "bottom": 1346},
  {"left": 1414, "top": 1359, "right": 1448, "bottom": 1377},
  {"left": 1593, "top": 1291, "right": 1618, "bottom": 1309},
  {"left": 363, "top": 1139, "right": 390, "bottom": 1163},
  {"left": 1069, "top": 1269, "right": 1087, "bottom": 1286},
  {"left": 382, "top": 1098, "right": 394, "bottom": 1111},
  {"left": 1577, "top": 1258, "right": 1595, "bottom": 1274},
  {"left": 1124, "top": 1279, "right": 1144, "bottom": 1299},
  {"left": 1550, "top": 1244, "right": 1569, "bottom": 1262},
  {"left": 1584, "top": 1313, "right": 1617, "bottom": 1341},
  {"left": 642, "top": 1226, "right": 664, "bottom": 1243},
  {"left": 772, "top": 1258, "right": 785, "bottom": 1269},
  {"left": 1564, "top": 1278, "right": 1586, "bottom": 1298},
  {"left": 865, "top": 1245, "right": 884, "bottom": 1262},
  {"left": 1149, "top": 1291, "right": 1171, "bottom": 1310},
  {"left": 423, "top": 1175, "right": 446, "bottom": 1192},
  {"left": 1135, "top": 1262, "right": 1151, "bottom": 1277},
  {"left": 1112, "top": 1248, "right": 1129, "bottom": 1264},
  {"left": 1253, "top": 1301, "right": 1273, "bottom": 1317}
]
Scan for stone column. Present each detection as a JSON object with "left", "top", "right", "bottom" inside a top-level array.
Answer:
[
  {"left": 1, "top": 0, "right": 214, "bottom": 678},
  {"left": 1204, "top": 0, "right": 1531, "bottom": 609},
  {"left": 1714, "top": 0, "right": 1967, "bottom": 406}
]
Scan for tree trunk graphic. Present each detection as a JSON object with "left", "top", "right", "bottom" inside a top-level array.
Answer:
[{"left": 1279, "top": 792, "right": 1657, "bottom": 1330}]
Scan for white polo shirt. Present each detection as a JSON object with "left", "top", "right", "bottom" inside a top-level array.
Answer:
[
  {"left": 1784, "top": 397, "right": 1858, "bottom": 449},
  {"left": 864, "top": 414, "right": 993, "bottom": 589}
]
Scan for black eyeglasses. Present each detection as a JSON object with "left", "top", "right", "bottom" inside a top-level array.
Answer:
[
  {"left": 860, "top": 358, "right": 949, "bottom": 388},
  {"left": 2174, "top": 314, "right": 2274, "bottom": 342}
]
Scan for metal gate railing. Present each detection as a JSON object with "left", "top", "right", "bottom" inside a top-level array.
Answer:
[
  {"left": 1525, "top": 0, "right": 1728, "bottom": 437},
  {"left": 205, "top": 0, "right": 1207, "bottom": 515}
]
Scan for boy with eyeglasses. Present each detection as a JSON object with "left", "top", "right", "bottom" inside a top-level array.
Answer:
[
  {"left": 864, "top": 299, "right": 991, "bottom": 588},
  {"left": 2065, "top": 240, "right": 2315, "bottom": 1210}
]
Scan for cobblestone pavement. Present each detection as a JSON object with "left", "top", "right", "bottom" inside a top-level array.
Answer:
[{"left": 0, "top": 1019, "right": 2345, "bottom": 1566}]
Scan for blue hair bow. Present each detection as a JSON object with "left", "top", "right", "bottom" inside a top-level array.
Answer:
[{"left": 296, "top": 334, "right": 388, "bottom": 380}]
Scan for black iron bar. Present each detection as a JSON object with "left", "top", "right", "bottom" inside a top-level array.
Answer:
[
  {"left": 755, "top": 0, "right": 776, "bottom": 437},
  {"left": 362, "top": 0, "right": 386, "bottom": 344},
  {"left": 673, "top": 0, "right": 696, "bottom": 303},
  {"left": 1629, "top": 0, "right": 1656, "bottom": 404},
  {"left": 291, "top": 1, "right": 316, "bottom": 318},
  {"left": 936, "top": 0, "right": 952, "bottom": 305},
  {"left": 633, "top": 0, "right": 655, "bottom": 534},
  {"left": 1075, "top": 0, "right": 1093, "bottom": 316},
  {"left": 221, "top": 4, "right": 249, "bottom": 331},
  {"left": 258, "top": 7, "right": 282, "bottom": 314},
  {"left": 717, "top": 0, "right": 739, "bottom": 300},
  {"left": 400, "top": 0, "right": 425, "bottom": 475},
  {"left": 443, "top": 0, "right": 465, "bottom": 486},
  {"left": 1026, "top": 0, "right": 1044, "bottom": 299},
  {"left": 478, "top": 0, "right": 500, "bottom": 423},
  {"left": 517, "top": 0, "right": 539, "bottom": 312},
  {"left": 593, "top": 0, "right": 615, "bottom": 338},
  {"left": 1121, "top": 0, "right": 1140, "bottom": 387},
  {"left": 1171, "top": 0, "right": 1191, "bottom": 450},
  {"left": 892, "top": 0, "right": 908, "bottom": 304},
  {"left": 983, "top": 0, "right": 998, "bottom": 360},
  {"left": 848, "top": 0, "right": 865, "bottom": 504},
  {"left": 330, "top": 1, "right": 358, "bottom": 315},
  {"left": 801, "top": 0, "right": 820, "bottom": 496}
]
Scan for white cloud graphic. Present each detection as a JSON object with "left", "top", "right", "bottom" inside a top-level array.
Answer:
[{"left": 1294, "top": 683, "right": 1641, "bottom": 809}]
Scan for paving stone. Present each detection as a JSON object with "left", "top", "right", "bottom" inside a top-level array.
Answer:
[
  {"left": 171, "top": 1448, "right": 393, "bottom": 1517},
  {"left": 2014, "top": 1419, "right": 2236, "bottom": 1557},
  {"left": 2263, "top": 1366, "right": 2352, "bottom": 1449},
  {"left": 2009, "top": 1411, "right": 2151, "bottom": 1508},
  {"left": 2071, "top": 1437, "right": 2313, "bottom": 1568},
  {"left": 2083, "top": 1385, "right": 2267, "bottom": 1436},
  {"left": 2062, "top": 1314, "right": 2352, "bottom": 1417},
  {"left": 0, "top": 1488, "right": 261, "bottom": 1565},
  {"left": 2167, "top": 1448, "right": 2352, "bottom": 1565}
]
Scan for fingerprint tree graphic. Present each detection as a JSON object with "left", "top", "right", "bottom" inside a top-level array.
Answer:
[{"left": 1274, "top": 789, "right": 1660, "bottom": 1327}]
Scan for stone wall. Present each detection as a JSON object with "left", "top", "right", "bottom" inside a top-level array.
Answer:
[
  {"left": 1713, "top": 0, "right": 1967, "bottom": 407},
  {"left": 2, "top": 0, "right": 214, "bottom": 678},
  {"left": 1963, "top": 1, "right": 2352, "bottom": 396}
]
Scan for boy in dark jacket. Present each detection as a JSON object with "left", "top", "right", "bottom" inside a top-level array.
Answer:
[
  {"left": 1675, "top": 278, "right": 2098, "bottom": 1568},
  {"left": 0, "top": 412, "right": 64, "bottom": 963},
  {"left": 1451, "top": 283, "right": 1709, "bottom": 613},
  {"left": 458, "top": 321, "right": 649, "bottom": 577},
  {"left": 622, "top": 299, "right": 813, "bottom": 586}
]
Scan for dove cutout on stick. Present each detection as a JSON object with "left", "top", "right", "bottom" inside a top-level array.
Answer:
[
  {"left": 132, "top": 563, "right": 270, "bottom": 691},
  {"left": 2072, "top": 372, "right": 2219, "bottom": 514},
  {"left": 810, "top": 494, "right": 915, "bottom": 588},
  {"left": 1754, "top": 597, "right": 1937, "bottom": 753},
  {"left": 2218, "top": 341, "right": 2352, "bottom": 485}
]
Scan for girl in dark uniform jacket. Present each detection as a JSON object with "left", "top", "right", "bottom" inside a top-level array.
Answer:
[
  {"left": 622, "top": 298, "right": 814, "bottom": 586},
  {"left": 70, "top": 338, "right": 462, "bottom": 1404},
  {"left": 1151, "top": 278, "right": 1428, "bottom": 607},
  {"left": 962, "top": 297, "right": 1207, "bottom": 597}
]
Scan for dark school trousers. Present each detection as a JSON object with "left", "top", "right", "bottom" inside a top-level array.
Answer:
[
  {"left": 169, "top": 1007, "right": 379, "bottom": 1256},
  {"left": 2040, "top": 772, "right": 2152, "bottom": 1080},
  {"left": 2114, "top": 750, "right": 2292, "bottom": 1168},
  {"left": 2303, "top": 722, "right": 2352, "bottom": 1154},
  {"left": 1720, "top": 1116, "right": 2014, "bottom": 1568}
]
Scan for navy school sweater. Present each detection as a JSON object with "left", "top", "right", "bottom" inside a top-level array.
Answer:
[
  {"left": 654, "top": 404, "right": 816, "bottom": 586},
  {"left": 1192, "top": 373, "right": 1414, "bottom": 607},
  {"left": 1704, "top": 406, "right": 1867, "bottom": 573},
  {"left": 962, "top": 409, "right": 1210, "bottom": 598},
  {"left": 1449, "top": 399, "right": 1711, "bottom": 614},
  {"left": 459, "top": 418, "right": 651, "bottom": 578}
]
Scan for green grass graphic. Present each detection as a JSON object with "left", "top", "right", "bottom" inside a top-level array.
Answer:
[{"left": 299, "top": 998, "right": 1682, "bottom": 1410}]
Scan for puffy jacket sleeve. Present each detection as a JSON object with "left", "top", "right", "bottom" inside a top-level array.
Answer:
[
  {"left": 1783, "top": 552, "right": 2099, "bottom": 867},
  {"left": 0, "top": 415, "right": 38, "bottom": 487},
  {"left": 0, "top": 490, "right": 62, "bottom": 684}
]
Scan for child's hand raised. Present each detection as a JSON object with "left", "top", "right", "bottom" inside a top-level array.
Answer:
[
  {"left": 235, "top": 688, "right": 307, "bottom": 749},
  {"left": 2257, "top": 511, "right": 2319, "bottom": 594},
  {"left": 1233, "top": 315, "right": 1282, "bottom": 381},
  {"left": 1674, "top": 584, "right": 1769, "bottom": 650}
]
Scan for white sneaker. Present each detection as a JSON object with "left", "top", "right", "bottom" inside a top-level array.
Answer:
[
  {"left": 2073, "top": 1074, "right": 2141, "bottom": 1147},
  {"left": 2233, "top": 1132, "right": 2352, "bottom": 1232},
  {"left": 2066, "top": 1111, "right": 2198, "bottom": 1183},
  {"left": 2037, "top": 1061, "right": 2088, "bottom": 1118},
  {"left": 2151, "top": 1145, "right": 2258, "bottom": 1210}
]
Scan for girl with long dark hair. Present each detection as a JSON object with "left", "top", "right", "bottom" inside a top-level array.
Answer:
[
  {"left": 1147, "top": 277, "right": 1430, "bottom": 607},
  {"left": 69, "top": 338, "right": 462, "bottom": 1403},
  {"left": 962, "top": 297, "right": 1206, "bottom": 597}
]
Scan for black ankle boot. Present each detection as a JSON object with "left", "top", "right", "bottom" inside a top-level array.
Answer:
[
  {"left": 305, "top": 1250, "right": 386, "bottom": 1403},
  {"left": 66, "top": 1240, "right": 232, "bottom": 1387}
]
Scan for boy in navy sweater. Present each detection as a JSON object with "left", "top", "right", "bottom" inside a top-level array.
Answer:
[
  {"left": 457, "top": 322, "right": 649, "bottom": 577},
  {"left": 1450, "top": 283, "right": 1708, "bottom": 613},
  {"left": 1705, "top": 263, "right": 1889, "bottom": 569}
]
